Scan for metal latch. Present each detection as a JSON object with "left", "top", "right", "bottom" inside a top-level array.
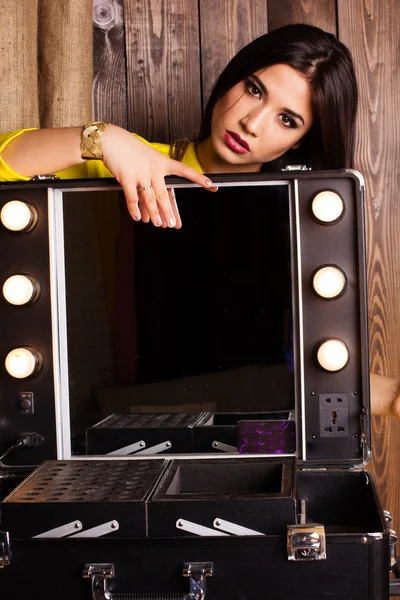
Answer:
[
  {"left": 83, "top": 563, "right": 114, "bottom": 598},
  {"left": 183, "top": 562, "right": 213, "bottom": 599},
  {"left": 83, "top": 561, "right": 213, "bottom": 599},
  {"left": 0, "top": 531, "right": 11, "bottom": 568},
  {"left": 287, "top": 524, "right": 326, "bottom": 561}
]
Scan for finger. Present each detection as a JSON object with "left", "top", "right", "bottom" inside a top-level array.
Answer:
[
  {"left": 152, "top": 176, "right": 177, "bottom": 228},
  {"left": 120, "top": 183, "right": 141, "bottom": 221},
  {"left": 137, "top": 185, "right": 162, "bottom": 227},
  {"left": 170, "top": 160, "right": 219, "bottom": 192},
  {"left": 168, "top": 188, "right": 182, "bottom": 228},
  {"left": 139, "top": 202, "right": 151, "bottom": 224}
]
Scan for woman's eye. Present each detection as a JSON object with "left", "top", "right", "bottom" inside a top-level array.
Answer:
[
  {"left": 246, "top": 81, "right": 261, "bottom": 98},
  {"left": 280, "top": 114, "right": 295, "bottom": 128}
]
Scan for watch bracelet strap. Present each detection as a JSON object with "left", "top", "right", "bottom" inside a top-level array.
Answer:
[
  {"left": 170, "top": 138, "right": 191, "bottom": 162},
  {"left": 81, "top": 121, "right": 110, "bottom": 160}
]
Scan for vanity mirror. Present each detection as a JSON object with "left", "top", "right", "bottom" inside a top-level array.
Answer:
[{"left": 0, "top": 171, "right": 370, "bottom": 466}]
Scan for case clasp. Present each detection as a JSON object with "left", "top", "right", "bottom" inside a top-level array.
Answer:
[{"left": 287, "top": 524, "right": 326, "bottom": 561}]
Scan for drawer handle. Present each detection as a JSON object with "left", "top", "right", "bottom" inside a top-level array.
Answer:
[{"left": 83, "top": 562, "right": 213, "bottom": 600}]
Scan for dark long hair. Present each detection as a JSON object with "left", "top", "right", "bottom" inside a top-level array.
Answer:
[{"left": 196, "top": 24, "right": 358, "bottom": 171}]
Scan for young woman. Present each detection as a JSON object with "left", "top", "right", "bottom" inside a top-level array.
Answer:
[
  {"left": 0, "top": 23, "right": 398, "bottom": 418},
  {"left": 0, "top": 24, "right": 357, "bottom": 228}
]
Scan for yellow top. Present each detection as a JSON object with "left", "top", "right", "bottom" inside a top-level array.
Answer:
[{"left": 0, "top": 129, "right": 203, "bottom": 180}]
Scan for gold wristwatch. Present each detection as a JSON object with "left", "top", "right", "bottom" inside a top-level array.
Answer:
[{"left": 80, "top": 121, "right": 110, "bottom": 160}]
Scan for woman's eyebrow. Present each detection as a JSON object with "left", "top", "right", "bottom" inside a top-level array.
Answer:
[
  {"left": 283, "top": 107, "right": 305, "bottom": 125},
  {"left": 251, "top": 74, "right": 268, "bottom": 95},
  {"left": 251, "top": 74, "right": 305, "bottom": 126}
]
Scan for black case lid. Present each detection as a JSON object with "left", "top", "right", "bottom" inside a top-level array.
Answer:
[{"left": 0, "top": 170, "right": 370, "bottom": 470}]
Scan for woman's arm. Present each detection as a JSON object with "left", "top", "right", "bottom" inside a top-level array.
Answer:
[
  {"left": 370, "top": 373, "right": 400, "bottom": 418},
  {"left": 1, "top": 125, "right": 217, "bottom": 228},
  {"left": 1, "top": 127, "right": 85, "bottom": 176}
]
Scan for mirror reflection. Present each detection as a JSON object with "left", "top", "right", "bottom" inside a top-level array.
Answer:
[{"left": 63, "top": 182, "right": 296, "bottom": 456}]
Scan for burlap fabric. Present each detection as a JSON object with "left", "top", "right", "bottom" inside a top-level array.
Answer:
[{"left": 0, "top": 0, "right": 93, "bottom": 131}]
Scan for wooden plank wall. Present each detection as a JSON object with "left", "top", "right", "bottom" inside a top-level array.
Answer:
[
  {"left": 93, "top": 0, "right": 400, "bottom": 553},
  {"left": 340, "top": 0, "right": 400, "bottom": 564}
]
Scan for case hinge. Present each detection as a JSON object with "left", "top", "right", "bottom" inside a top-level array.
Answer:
[
  {"left": 0, "top": 531, "right": 11, "bottom": 568},
  {"left": 212, "top": 440, "right": 237, "bottom": 452},
  {"left": 287, "top": 524, "right": 326, "bottom": 561}
]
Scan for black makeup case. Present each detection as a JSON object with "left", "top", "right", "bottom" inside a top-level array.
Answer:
[{"left": 0, "top": 171, "right": 399, "bottom": 599}]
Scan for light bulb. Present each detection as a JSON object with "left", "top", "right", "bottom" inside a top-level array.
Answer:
[
  {"left": 311, "top": 191, "right": 344, "bottom": 223},
  {"left": 5, "top": 346, "right": 42, "bottom": 379},
  {"left": 0, "top": 200, "right": 36, "bottom": 232},
  {"left": 316, "top": 339, "right": 349, "bottom": 372},
  {"left": 3, "top": 274, "right": 39, "bottom": 305},
  {"left": 312, "top": 266, "right": 347, "bottom": 299}
]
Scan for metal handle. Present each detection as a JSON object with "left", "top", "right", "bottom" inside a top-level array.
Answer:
[
  {"left": 84, "top": 562, "right": 213, "bottom": 600},
  {"left": 99, "top": 591, "right": 185, "bottom": 600}
]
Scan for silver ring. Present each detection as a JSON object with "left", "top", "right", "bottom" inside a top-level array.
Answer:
[{"left": 137, "top": 184, "right": 153, "bottom": 192}]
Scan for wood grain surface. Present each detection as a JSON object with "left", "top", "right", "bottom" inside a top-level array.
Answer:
[
  {"left": 198, "top": 0, "right": 269, "bottom": 106},
  {"left": 338, "top": 1, "right": 400, "bottom": 566},
  {"left": 124, "top": 0, "right": 201, "bottom": 141},
  {"left": 267, "top": 0, "right": 336, "bottom": 32},
  {"left": 93, "top": 0, "right": 127, "bottom": 127}
]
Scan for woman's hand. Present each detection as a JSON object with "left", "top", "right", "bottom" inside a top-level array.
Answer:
[
  {"left": 101, "top": 124, "right": 217, "bottom": 228},
  {"left": 370, "top": 373, "right": 400, "bottom": 419}
]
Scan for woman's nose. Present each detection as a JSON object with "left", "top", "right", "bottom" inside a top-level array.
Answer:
[{"left": 240, "top": 106, "right": 268, "bottom": 136}]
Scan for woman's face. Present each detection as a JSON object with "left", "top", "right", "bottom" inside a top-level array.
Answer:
[{"left": 197, "top": 63, "right": 314, "bottom": 173}]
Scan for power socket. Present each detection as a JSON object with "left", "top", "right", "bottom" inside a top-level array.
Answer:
[
  {"left": 319, "top": 393, "right": 349, "bottom": 437},
  {"left": 19, "top": 432, "right": 44, "bottom": 447}
]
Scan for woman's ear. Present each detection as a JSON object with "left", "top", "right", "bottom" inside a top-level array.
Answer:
[{"left": 291, "top": 141, "right": 301, "bottom": 150}]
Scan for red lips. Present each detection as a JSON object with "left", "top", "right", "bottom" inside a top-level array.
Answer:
[{"left": 225, "top": 131, "right": 250, "bottom": 154}]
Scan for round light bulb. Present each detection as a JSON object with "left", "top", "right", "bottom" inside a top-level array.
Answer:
[
  {"left": 311, "top": 191, "right": 344, "bottom": 223},
  {"left": 3, "top": 274, "right": 38, "bottom": 305},
  {"left": 0, "top": 200, "right": 35, "bottom": 232},
  {"left": 312, "top": 266, "right": 346, "bottom": 299},
  {"left": 316, "top": 339, "right": 349, "bottom": 372},
  {"left": 5, "top": 346, "right": 42, "bottom": 379}
]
